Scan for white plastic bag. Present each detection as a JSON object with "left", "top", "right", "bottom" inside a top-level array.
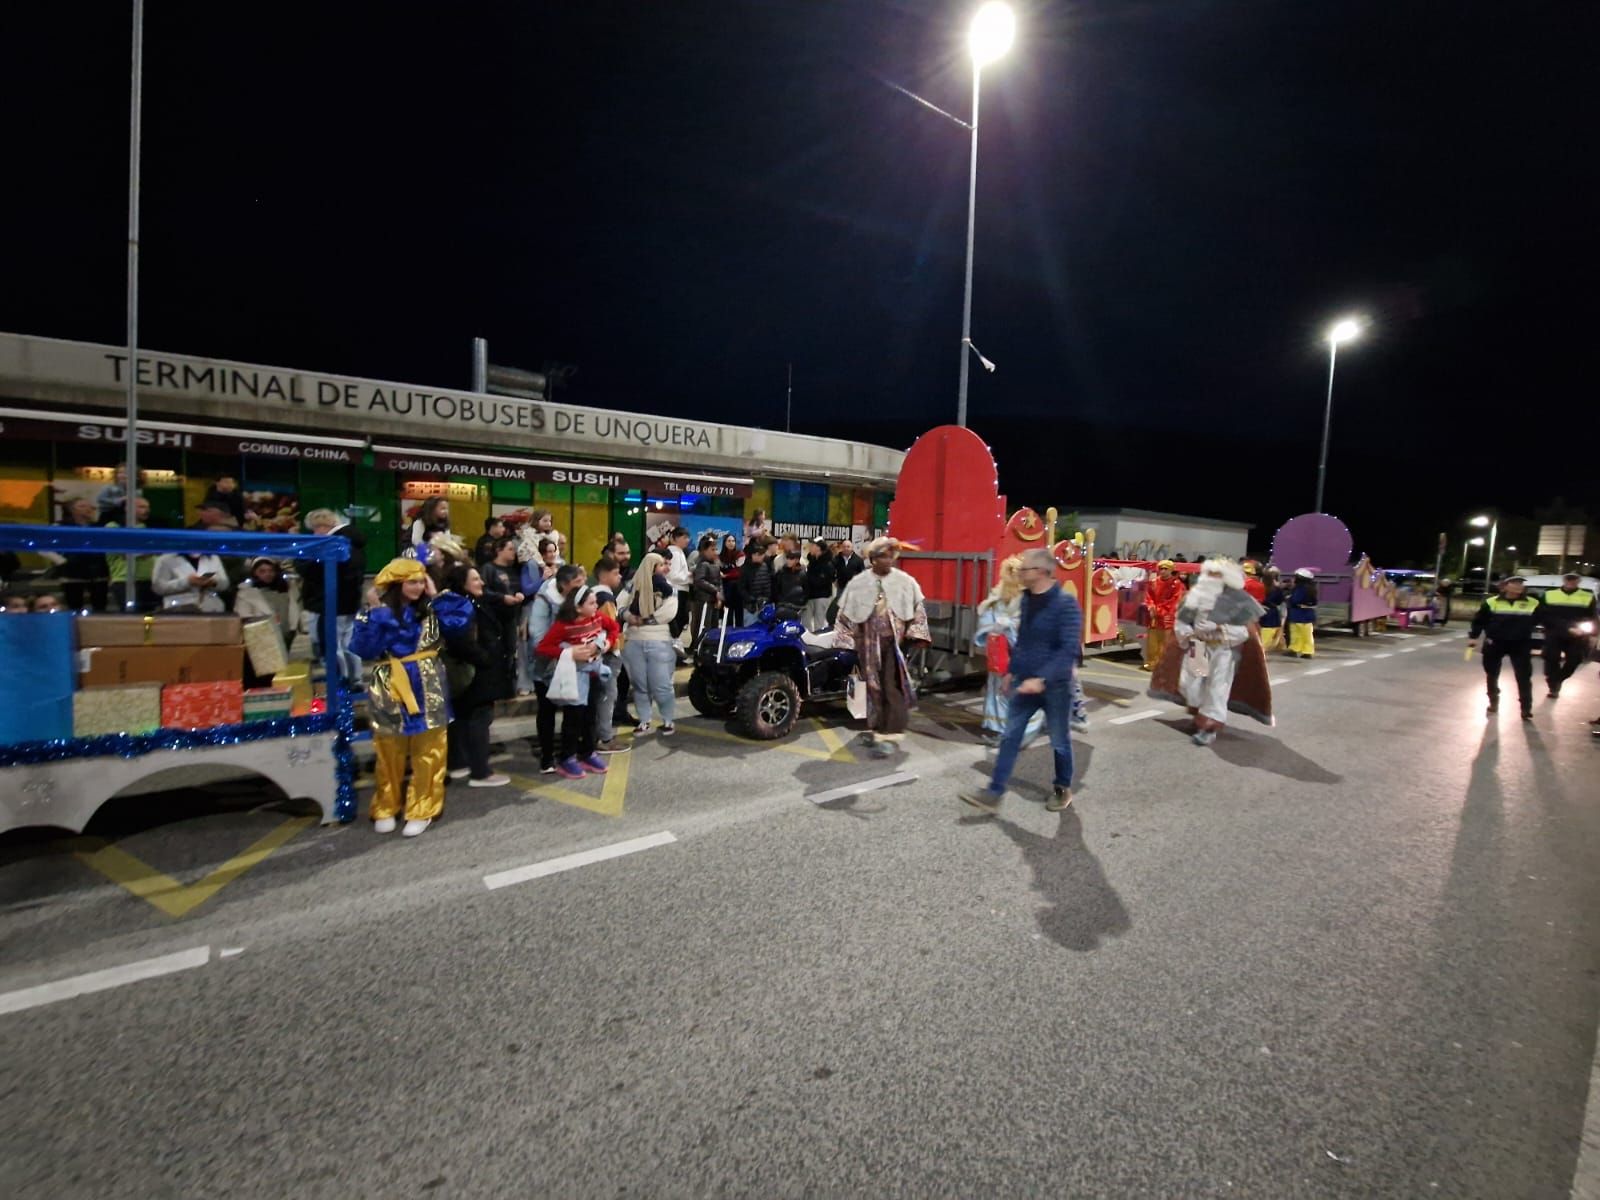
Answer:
[
  {"left": 846, "top": 672, "right": 868, "bottom": 720},
  {"left": 547, "top": 648, "right": 581, "bottom": 704}
]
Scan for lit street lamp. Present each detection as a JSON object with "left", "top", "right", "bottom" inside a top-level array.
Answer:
[
  {"left": 1459, "top": 536, "right": 1485, "bottom": 579},
  {"left": 1314, "top": 316, "right": 1363, "bottom": 513},
  {"left": 955, "top": 2, "right": 1016, "bottom": 429},
  {"left": 1470, "top": 513, "right": 1499, "bottom": 586}
]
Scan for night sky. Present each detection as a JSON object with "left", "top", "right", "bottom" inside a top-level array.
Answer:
[{"left": 2, "top": 2, "right": 1594, "bottom": 565}]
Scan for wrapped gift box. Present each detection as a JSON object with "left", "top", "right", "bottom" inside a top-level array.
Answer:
[
  {"left": 242, "top": 686, "right": 293, "bottom": 722},
  {"left": 74, "top": 684, "right": 163, "bottom": 738},
  {"left": 273, "top": 660, "right": 315, "bottom": 716},
  {"left": 78, "top": 614, "right": 243, "bottom": 647},
  {"left": 161, "top": 681, "right": 244, "bottom": 730},
  {"left": 79, "top": 645, "right": 245, "bottom": 688},
  {"left": 242, "top": 618, "right": 288, "bottom": 676},
  {"left": 0, "top": 612, "right": 75, "bottom": 744}
]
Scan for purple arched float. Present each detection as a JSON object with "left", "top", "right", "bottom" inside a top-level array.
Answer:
[{"left": 1271, "top": 513, "right": 1391, "bottom": 627}]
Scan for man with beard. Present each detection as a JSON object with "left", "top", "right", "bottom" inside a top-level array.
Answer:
[
  {"left": 833, "top": 537, "right": 931, "bottom": 758},
  {"left": 1148, "top": 557, "right": 1273, "bottom": 746}
]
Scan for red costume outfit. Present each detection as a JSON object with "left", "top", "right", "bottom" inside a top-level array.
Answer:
[
  {"left": 1243, "top": 576, "right": 1266, "bottom": 602},
  {"left": 1142, "top": 573, "right": 1187, "bottom": 670}
]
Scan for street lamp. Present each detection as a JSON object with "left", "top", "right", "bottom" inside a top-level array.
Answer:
[
  {"left": 1314, "top": 316, "right": 1363, "bottom": 513},
  {"left": 1459, "top": 536, "right": 1484, "bottom": 579},
  {"left": 1469, "top": 513, "right": 1499, "bottom": 586},
  {"left": 955, "top": 2, "right": 1016, "bottom": 429}
]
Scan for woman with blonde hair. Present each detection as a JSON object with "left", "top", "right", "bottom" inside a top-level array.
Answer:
[
  {"left": 973, "top": 556, "right": 1043, "bottom": 744},
  {"left": 620, "top": 552, "right": 679, "bottom": 734}
]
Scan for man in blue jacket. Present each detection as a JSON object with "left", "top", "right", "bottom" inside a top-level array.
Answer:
[{"left": 962, "top": 548, "right": 1082, "bottom": 814}]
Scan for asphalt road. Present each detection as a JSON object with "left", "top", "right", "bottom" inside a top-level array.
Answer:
[{"left": 3, "top": 626, "right": 1598, "bottom": 1198}]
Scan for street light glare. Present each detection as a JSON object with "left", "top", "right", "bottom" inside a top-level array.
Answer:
[
  {"left": 1327, "top": 317, "right": 1363, "bottom": 346},
  {"left": 1469, "top": 537, "right": 1485, "bottom": 546},
  {"left": 1469, "top": 515, "right": 1491, "bottom": 527},
  {"left": 969, "top": 2, "right": 1016, "bottom": 66}
]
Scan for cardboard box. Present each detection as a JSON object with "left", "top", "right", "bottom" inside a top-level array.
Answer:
[
  {"left": 78, "top": 644, "right": 245, "bottom": 688},
  {"left": 242, "top": 618, "right": 288, "bottom": 676},
  {"left": 77, "top": 614, "right": 243, "bottom": 648},
  {"left": 162, "top": 681, "right": 244, "bottom": 729},
  {"left": 74, "top": 684, "right": 163, "bottom": 737},
  {"left": 242, "top": 686, "right": 293, "bottom": 722}
]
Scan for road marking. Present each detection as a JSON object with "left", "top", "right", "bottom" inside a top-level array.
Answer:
[
  {"left": 0, "top": 946, "right": 210, "bottom": 1016},
  {"left": 76, "top": 816, "right": 316, "bottom": 919},
  {"left": 1371, "top": 652, "right": 1393, "bottom": 659},
  {"left": 483, "top": 831, "right": 678, "bottom": 890},
  {"left": 1302, "top": 667, "right": 1333, "bottom": 676},
  {"left": 1398, "top": 647, "right": 1419, "bottom": 653},
  {"left": 673, "top": 721, "right": 847, "bottom": 762},
  {"left": 1342, "top": 659, "right": 1367, "bottom": 667},
  {"left": 1109, "top": 708, "right": 1163, "bottom": 725},
  {"left": 806, "top": 772, "right": 918, "bottom": 805},
  {"left": 809, "top": 718, "right": 858, "bottom": 762}
]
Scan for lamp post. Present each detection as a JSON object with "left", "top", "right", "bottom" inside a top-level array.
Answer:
[
  {"left": 956, "top": 2, "right": 1015, "bottom": 429},
  {"left": 1314, "top": 316, "right": 1363, "bottom": 513},
  {"left": 1458, "top": 536, "right": 1484, "bottom": 580},
  {"left": 1470, "top": 514, "right": 1498, "bottom": 590}
]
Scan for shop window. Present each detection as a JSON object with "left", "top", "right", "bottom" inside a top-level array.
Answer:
[
  {"left": 772, "top": 480, "right": 827, "bottom": 525},
  {"left": 490, "top": 479, "right": 531, "bottom": 504},
  {"left": 353, "top": 464, "right": 397, "bottom": 557},
  {"left": 241, "top": 456, "right": 301, "bottom": 533},
  {"left": 298, "top": 461, "right": 354, "bottom": 536}
]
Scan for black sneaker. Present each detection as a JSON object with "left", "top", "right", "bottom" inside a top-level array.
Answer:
[
  {"left": 1521, "top": 710, "right": 1533, "bottom": 722},
  {"left": 960, "top": 789, "right": 1001, "bottom": 814},
  {"left": 539, "top": 761, "right": 556, "bottom": 775},
  {"left": 1486, "top": 698, "right": 1499, "bottom": 716}
]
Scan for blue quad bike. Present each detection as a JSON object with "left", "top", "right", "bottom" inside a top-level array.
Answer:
[{"left": 688, "top": 604, "right": 858, "bottom": 739}]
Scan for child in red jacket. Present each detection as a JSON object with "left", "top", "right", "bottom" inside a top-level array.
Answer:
[{"left": 535, "top": 586, "right": 621, "bottom": 778}]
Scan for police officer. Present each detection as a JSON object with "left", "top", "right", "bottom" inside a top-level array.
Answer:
[
  {"left": 1467, "top": 576, "right": 1543, "bottom": 719},
  {"left": 1539, "top": 572, "right": 1597, "bottom": 699}
]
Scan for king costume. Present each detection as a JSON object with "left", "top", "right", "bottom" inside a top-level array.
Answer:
[
  {"left": 1148, "top": 558, "right": 1274, "bottom": 745},
  {"left": 832, "top": 539, "right": 931, "bottom": 755}
]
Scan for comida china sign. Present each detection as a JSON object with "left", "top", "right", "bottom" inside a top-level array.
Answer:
[{"left": 0, "top": 408, "right": 362, "bottom": 463}]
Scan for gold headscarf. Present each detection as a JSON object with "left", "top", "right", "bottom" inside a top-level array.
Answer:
[
  {"left": 374, "top": 557, "right": 427, "bottom": 590},
  {"left": 630, "top": 553, "right": 667, "bottom": 619}
]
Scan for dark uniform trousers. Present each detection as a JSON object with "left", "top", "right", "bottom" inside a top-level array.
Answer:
[
  {"left": 1544, "top": 635, "right": 1588, "bottom": 690},
  {"left": 1483, "top": 641, "right": 1534, "bottom": 712}
]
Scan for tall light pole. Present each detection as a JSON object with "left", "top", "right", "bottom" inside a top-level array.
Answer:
[
  {"left": 956, "top": 2, "right": 1015, "bottom": 429},
  {"left": 1314, "top": 316, "right": 1363, "bottom": 513},
  {"left": 1471, "top": 513, "right": 1499, "bottom": 587},
  {"left": 1459, "top": 535, "right": 1484, "bottom": 580}
]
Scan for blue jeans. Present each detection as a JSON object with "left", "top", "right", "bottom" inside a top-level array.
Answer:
[
  {"left": 987, "top": 676, "right": 1075, "bottom": 796},
  {"left": 621, "top": 638, "right": 677, "bottom": 725},
  {"left": 312, "top": 613, "right": 361, "bottom": 687}
]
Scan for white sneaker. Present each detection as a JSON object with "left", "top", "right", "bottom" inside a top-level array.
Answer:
[
  {"left": 448, "top": 767, "right": 471, "bottom": 781},
  {"left": 373, "top": 817, "right": 397, "bottom": 834},
  {"left": 633, "top": 722, "right": 653, "bottom": 737},
  {"left": 401, "top": 818, "right": 432, "bottom": 837},
  {"left": 468, "top": 774, "right": 511, "bottom": 788}
]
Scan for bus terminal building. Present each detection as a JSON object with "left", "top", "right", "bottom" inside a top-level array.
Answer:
[{"left": 0, "top": 332, "right": 904, "bottom": 563}]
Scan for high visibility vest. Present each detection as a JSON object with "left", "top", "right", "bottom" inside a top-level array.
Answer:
[
  {"left": 1542, "top": 588, "right": 1594, "bottom": 609},
  {"left": 1485, "top": 597, "right": 1539, "bottom": 615}
]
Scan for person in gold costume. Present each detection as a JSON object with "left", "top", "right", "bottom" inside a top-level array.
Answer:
[{"left": 350, "top": 558, "right": 474, "bottom": 837}]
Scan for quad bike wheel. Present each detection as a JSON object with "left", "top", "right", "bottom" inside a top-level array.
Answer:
[
  {"left": 688, "top": 670, "right": 737, "bottom": 718},
  {"left": 736, "top": 671, "right": 802, "bottom": 740}
]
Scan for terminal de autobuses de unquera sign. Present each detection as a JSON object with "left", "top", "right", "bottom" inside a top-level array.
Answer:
[{"left": 100, "top": 352, "right": 717, "bottom": 452}]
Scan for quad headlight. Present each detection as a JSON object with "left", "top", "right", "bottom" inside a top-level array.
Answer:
[{"left": 724, "top": 640, "right": 757, "bottom": 660}]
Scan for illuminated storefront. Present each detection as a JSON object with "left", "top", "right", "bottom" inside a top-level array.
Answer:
[{"left": 0, "top": 333, "right": 901, "bottom": 566}]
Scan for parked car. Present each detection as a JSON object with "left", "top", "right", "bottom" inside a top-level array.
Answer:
[{"left": 688, "top": 604, "right": 857, "bottom": 739}]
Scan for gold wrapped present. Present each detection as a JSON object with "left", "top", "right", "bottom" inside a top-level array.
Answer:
[
  {"left": 74, "top": 684, "right": 163, "bottom": 738},
  {"left": 273, "top": 659, "right": 315, "bottom": 716},
  {"left": 242, "top": 618, "right": 288, "bottom": 676}
]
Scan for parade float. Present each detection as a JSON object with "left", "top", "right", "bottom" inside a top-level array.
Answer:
[
  {"left": 1270, "top": 512, "right": 1395, "bottom": 635},
  {"left": 0, "top": 524, "right": 356, "bottom": 836},
  {"left": 883, "top": 425, "right": 1124, "bottom": 672}
]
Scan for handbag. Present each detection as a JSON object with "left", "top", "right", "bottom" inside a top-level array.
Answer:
[
  {"left": 984, "top": 634, "right": 1010, "bottom": 674},
  {"left": 846, "top": 671, "right": 869, "bottom": 720}
]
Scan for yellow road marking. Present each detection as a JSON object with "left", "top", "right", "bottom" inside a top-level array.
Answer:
[
  {"left": 672, "top": 721, "right": 843, "bottom": 761},
  {"left": 75, "top": 816, "right": 315, "bottom": 919},
  {"left": 809, "top": 718, "right": 857, "bottom": 763}
]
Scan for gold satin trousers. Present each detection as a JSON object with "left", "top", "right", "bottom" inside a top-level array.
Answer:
[{"left": 371, "top": 727, "right": 449, "bottom": 822}]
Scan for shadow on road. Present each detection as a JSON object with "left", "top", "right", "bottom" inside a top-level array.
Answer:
[
  {"left": 992, "top": 810, "right": 1131, "bottom": 952},
  {"left": 1154, "top": 718, "right": 1341, "bottom": 784}
]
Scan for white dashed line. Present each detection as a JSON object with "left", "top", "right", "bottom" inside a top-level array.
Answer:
[
  {"left": 1269, "top": 676, "right": 1289, "bottom": 685},
  {"left": 1371, "top": 652, "right": 1393, "bottom": 659},
  {"left": 1398, "top": 647, "right": 1419, "bottom": 653},
  {"left": 484, "top": 831, "right": 678, "bottom": 891},
  {"left": 1302, "top": 667, "right": 1333, "bottom": 676},
  {"left": 1342, "top": 659, "right": 1367, "bottom": 667},
  {"left": 1109, "top": 708, "right": 1164, "bottom": 725},
  {"left": 0, "top": 946, "right": 211, "bottom": 1017},
  {"left": 807, "top": 772, "right": 918, "bottom": 804}
]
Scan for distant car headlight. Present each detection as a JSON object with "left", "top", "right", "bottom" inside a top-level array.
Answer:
[{"left": 724, "top": 641, "right": 757, "bottom": 660}]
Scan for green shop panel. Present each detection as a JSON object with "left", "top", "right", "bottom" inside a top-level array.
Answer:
[
  {"left": 490, "top": 478, "right": 532, "bottom": 504},
  {"left": 534, "top": 483, "right": 573, "bottom": 505},
  {"left": 354, "top": 464, "right": 399, "bottom": 557},
  {"left": 298, "top": 460, "right": 354, "bottom": 533}
]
